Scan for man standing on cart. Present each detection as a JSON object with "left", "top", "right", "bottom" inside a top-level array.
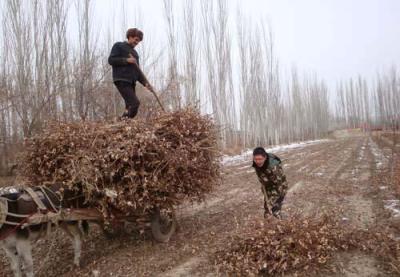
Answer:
[{"left": 108, "top": 28, "right": 152, "bottom": 119}]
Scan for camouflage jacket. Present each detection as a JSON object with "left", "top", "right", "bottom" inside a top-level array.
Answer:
[{"left": 252, "top": 153, "right": 288, "bottom": 198}]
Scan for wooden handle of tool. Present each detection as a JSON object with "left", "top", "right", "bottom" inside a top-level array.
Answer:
[{"left": 133, "top": 63, "right": 166, "bottom": 112}]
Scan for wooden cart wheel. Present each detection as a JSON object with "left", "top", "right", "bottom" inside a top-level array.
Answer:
[
  {"left": 151, "top": 207, "right": 176, "bottom": 243},
  {"left": 0, "top": 197, "right": 8, "bottom": 229}
]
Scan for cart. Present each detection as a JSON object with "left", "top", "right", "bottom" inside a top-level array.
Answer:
[
  {"left": 25, "top": 206, "right": 177, "bottom": 242},
  {"left": 0, "top": 186, "right": 177, "bottom": 243}
]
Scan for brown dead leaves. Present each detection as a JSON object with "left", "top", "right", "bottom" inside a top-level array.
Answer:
[
  {"left": 19, "top": 109, "right": 221, "bottom": 217},
  {"left": 215, "top": 215, "right": 400, "bottom": 276}
]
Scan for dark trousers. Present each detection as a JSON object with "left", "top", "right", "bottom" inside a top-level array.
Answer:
[
  {"left": 114, "top": 81, "right": 140, "bottom": 118},
  {"left": 264, "top": 196, "right": 284, "bottom": 218}
]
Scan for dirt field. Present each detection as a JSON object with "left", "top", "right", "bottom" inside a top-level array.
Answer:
[{"left": 1, "top": 131, "right": 399, "bottom": 276}]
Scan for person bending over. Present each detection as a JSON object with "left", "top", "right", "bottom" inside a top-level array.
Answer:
[{"left": 252, "top": 147, "right": 288, "bottom": 218}]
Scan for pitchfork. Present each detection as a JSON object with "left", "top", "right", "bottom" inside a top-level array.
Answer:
[{"left": 132, "top": 62, "right": 166, "bottom": 112}]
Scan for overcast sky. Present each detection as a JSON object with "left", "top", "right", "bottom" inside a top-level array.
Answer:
[
  {"left": 90, "top": 0, "right": 400, "bottom": 89},
  {"left": 259, "top": 0, "right": 400, "bottom": 86}
]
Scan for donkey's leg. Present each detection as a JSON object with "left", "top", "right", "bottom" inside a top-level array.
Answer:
[
  {"left": 61, "top": 223, "right": 83, "bottom": 267},
  {"left": 2, "top": 235, "right": 23, "bottom": 277},
  {"left": 15, "top": 235, "right": 34, "bottom": 277},
  {"left": 71, "top": 229, "right": 82, "bottom": 267}
]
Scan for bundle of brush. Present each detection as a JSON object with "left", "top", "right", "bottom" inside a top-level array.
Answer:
[{"left": 19, "top": 109, "right": 221, "bottom": 217}]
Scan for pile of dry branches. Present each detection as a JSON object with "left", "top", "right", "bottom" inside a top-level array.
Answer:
[
  {"left": 20, "top": 109, "right": 220, "bottom": 216},
  {"left": 215, "top": 215, "right": 400, "bottom": 276}
]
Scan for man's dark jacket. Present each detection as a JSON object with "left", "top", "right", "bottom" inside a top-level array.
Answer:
[{"left": 108, "top": 41, "right": 146, "bottom": 86}]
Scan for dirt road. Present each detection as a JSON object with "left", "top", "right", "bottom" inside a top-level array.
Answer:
[{"left": 1, "top": 132, "right": 398, "bottom": 276}]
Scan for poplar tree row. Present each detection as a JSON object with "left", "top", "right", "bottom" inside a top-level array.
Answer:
[{"left": 0, "top": 0, "right": 398, "bottom": 173}]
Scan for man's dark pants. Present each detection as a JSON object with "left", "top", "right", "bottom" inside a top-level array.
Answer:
[{"left": 114, "top": 81, "right": 140, "bottom": 118}]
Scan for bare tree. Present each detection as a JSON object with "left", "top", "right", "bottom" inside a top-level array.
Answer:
[
  {"left": 163, "top": 0, "right": 181, "bottom": 109},
  {"left": 200, "top": 0, "right": 235, "bottom": 147},
  {"left": 182, "top": 0, "right": 199, "bottom": 107}
]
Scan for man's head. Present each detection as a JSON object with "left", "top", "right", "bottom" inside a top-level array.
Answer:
[
  {"left": 126, "top": 28, "right": 143, "bottom": 48},
  {"left": 253, "top": 147, "right": 267, "bottom": 167}
]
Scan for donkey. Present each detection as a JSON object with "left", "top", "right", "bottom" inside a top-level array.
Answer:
[{"left": 0, "top": 185, "right": 88, "bottom": 277}]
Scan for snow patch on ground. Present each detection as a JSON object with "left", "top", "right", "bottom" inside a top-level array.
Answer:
[
  {"left": 384, "top": 200, "right": 400, "bottom": 218},
  {"left": 313, "top": 172, "right": 324, "bottom": 177},
  {"left": 221, "top": 150, "right": 252, "bottom": 166},
  {"left": 358, "top": 142, "right": 366, "bottom": 162},
  {"left": 297, "top": 165, "right": 309, "bottom": 173},
  {"left": 288, "top": 181, "right": 304, "bottom": 194},
  {"left": 222, "top": 139, "right": 330, "bottom": 166},
  {"left": 369, "top": 138, "right": 389, "bottom": 169},
  {"left": 236, "top": 165, "right": 251, "bottom": 170}
]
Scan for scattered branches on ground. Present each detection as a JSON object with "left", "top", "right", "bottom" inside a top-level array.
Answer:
[{"left": 215, "top": 214, "right": 400, "bottom": 276}]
